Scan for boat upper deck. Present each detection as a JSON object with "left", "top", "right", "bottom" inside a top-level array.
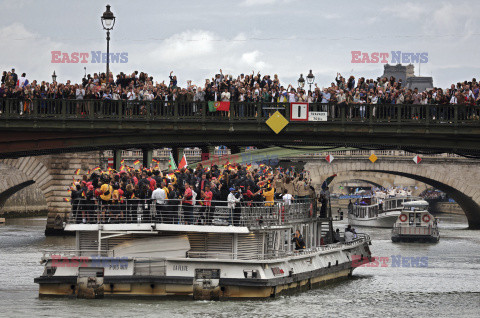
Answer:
[{"left": 66, "top": 198, "right": 318, "bottom": 232}]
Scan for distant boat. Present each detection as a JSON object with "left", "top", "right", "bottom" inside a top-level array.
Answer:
[
  {"left": 348, "top": 194, "right": 421, "bottom": 228},
  {"left": 391, "top": 200, "right": 440, "bottom": 243}
]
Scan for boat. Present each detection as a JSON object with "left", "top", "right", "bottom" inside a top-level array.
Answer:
[
  {"left": 34, "top": 198, "right": 372, "bottom": 300},
  {"left": 348, "top": 194, "right": 421, "bottom": 228},
  {"left": 391, "top": 200, "right": 440, "bottom": 243}
]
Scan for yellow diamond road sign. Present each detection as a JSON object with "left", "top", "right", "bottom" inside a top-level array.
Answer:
[
  {"left": 369, "top": 153, "right": 378, "bottom": 163},
  {"left": 266, "top": 111, "right": 289, "bottom": 134}
]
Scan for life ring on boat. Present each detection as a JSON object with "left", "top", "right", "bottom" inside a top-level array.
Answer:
[
  {"left": 399, "top": 214, "right": 407, "bottom": 222},
  {"left": 422, "top": 214, "right": 431, "bottom": 223}
]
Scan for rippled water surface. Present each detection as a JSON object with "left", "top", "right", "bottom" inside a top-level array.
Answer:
[{"left": 1, "top": 214, "right": 479, "bottom": 318}]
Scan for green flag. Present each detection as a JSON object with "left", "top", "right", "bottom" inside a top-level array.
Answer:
[{"left": 168, "top": 151, "right": 177, "bottom": 170}]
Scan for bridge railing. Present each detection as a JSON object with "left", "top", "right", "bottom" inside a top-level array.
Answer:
[{"left": 1, "top": 98, "right": 479, "bottom": 125}]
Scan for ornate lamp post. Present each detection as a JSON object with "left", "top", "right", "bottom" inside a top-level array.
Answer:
[
  {"left": 52, "top": 71, "right": 57, "bottom": 83},
  {"left": 101, "top": 4, "right": 116, "bottom": 83},
  {"left": 298, "top": 74, "right": 305, "bottom": 89},
  {"left": 306, "top": 70, "right": 315, "bottom": 92}
]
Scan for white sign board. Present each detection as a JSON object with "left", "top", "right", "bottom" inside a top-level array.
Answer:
[
  {"left": 290, "top": 103, "right": 309, "bottom": 121},
  {"left": 308, "top": 111, "right": 327, "bottom": 121}
]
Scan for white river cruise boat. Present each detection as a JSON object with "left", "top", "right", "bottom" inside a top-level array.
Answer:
[
  {"left": 35, "top": 198, "right": 372, "bottom": 300},
  {"left": 391, "top": 200, "right": 440, "bottom": 243},
  {"left": 348, "top": 194, "right": 421, "bottom": 228}
]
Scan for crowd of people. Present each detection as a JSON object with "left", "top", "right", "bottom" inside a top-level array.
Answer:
[
  {"left": 69, "top": 162, "right": 316, "bottom": 226},
  {"left": 2, "top": 67, "right": 480, "bottom": 118}
]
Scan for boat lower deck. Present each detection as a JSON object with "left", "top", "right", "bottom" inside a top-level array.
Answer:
[{"left": 36, "top": 262, "right": 355, "bottom": 299}]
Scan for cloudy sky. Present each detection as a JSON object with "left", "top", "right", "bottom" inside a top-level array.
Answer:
[{"left": 0, "top": 0, "right": 478, "bottom": 88}]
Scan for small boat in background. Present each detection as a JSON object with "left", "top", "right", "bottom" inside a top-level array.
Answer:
[
  {"left": 391, "top": 200, "right": 440, "bottom": 243},
  {"left": 348, "top": 195, "right": 420, "bottom": 228}
]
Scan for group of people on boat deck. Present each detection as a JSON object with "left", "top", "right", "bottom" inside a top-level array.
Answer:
[{"left": 69, "top": 162, "right": 317, "bottom": 225}]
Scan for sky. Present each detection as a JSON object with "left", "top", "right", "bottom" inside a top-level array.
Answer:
[{"left": 0, "top": 0, "right": 479, "bottom": 88}]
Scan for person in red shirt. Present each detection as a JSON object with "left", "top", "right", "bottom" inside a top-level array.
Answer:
[
  {"left": 202, "top": 185, "right": 213, "bottom": 224},
  {"left": 147, "top": 171, "right": 156, "bottom": 191},
  {"left": 182, "top": 183, "right": 194, "bottom": 224}
]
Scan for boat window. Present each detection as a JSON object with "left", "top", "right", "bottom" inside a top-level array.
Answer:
[
  {"left": 409, "top": 213, "right": 414, "bottom": 225},
  {"left": 415, "top": 213, "right": 421, "bottom": 226}
]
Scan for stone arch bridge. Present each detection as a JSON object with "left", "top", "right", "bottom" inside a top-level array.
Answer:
[
  {"left": 0, "top": 152, "right": 101, "bottom": 234},
  {"left": 305, "top": 156, "right": 480, "bottom": 229}
]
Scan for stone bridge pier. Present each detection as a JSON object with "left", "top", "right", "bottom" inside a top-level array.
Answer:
[
  {"left": 305, "top": 158, "right": 480, "bottom": 229},
  {"left": 0, "top": 152, "right": 102, "bottom": 234}
]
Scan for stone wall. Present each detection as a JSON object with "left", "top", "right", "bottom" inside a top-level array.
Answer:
[{"left": 0, "top": 183, "right": 47, "bottom": 216}]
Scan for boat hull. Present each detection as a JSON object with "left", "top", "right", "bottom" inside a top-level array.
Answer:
[
  {"left": 348, "top": 212, "right": 400, "bottom": 228},
  {"left": 391, "top": 234, "right": 439, "bottom": 243},
  {"left": 35, "top": 241, "right": 371, "bottom": 300}
]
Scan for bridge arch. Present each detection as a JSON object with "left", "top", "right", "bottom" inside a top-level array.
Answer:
[
  {"left": 306, "top": 161, "right": 480, "bottom": 229},
  {"left": 0, "top": 157, "right": 53, "bottom": 210}
]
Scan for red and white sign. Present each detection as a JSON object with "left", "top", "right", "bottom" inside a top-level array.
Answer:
[
  {"left": 413, "top": 155, "right": 422, "bottom": 164},
  {"left": 107, "top": 158, "right": 114, "bottom": 168},
  {"left": 325, "top": 154, "right": 335, "bottom": 163},
  {"left": 290, "top": 102, "right": 309, "bottom": 121}
]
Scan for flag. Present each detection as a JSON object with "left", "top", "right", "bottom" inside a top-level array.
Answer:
[
  {"left": 74, "top": 168, "right": 81, "bottom": 175},
  {"left": 120, "top": 159, "right": 125, "bottom": 164},
  {"left": 168, "top": 151, "right": 177, "bottom": 170},
  {"left": 321, "top": 174, "right": 337, "bottom": 190},
  {"left": 119, "top": 165, "right": 125, "bottom": 171},
  {"left": 152, "top": 158, "right": 159, "bottom": 164},
  {"left": 325, "top": 154, "right": 334, "bottom": 163},
  {"left": 246, "top": 164, "right": 252, "bottom": 170},
  {"left": 413, "top": 155, "right": 422, "bottom": 164},
  {"left": 92, "top": 166, "right": 101, "bottom": 172},
  {"left": 178, "top": 154, "right": 188, "bottom": 169},
  {"left": 133, "top": 159, "right": 140, "bottom": 166},
  {"left": 208, "top": 101, "right": 230, "bottom": 112},
  {"left": 63, "top": 198, "right": 71, "bottom": 202}
]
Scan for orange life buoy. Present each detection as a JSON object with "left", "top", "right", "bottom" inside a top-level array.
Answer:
[
  {"left": 422, "top": 214, "right": 431, "bottom": 223},
  {"left": 399, "top": 214, "right": 407, "bottom": 222}
]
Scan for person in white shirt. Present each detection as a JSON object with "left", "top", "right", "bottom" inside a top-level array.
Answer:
[
  {"left": 227, "top": 188, "right": 241, "bottom": 225},
  {"left": 282, "top": 189, "right": 293, "bottom": 205},
  {"left": 151, "top": 184, "right": 166, "bottom": 222},
  {"left": 221, "top": 88, "right": 231, "bottom": 101},
  {"left": 344, "top": 229, "right": 354, "bottom": 242}
]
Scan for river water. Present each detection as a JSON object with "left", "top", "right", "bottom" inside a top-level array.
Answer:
[{"left": 0, "top": 214, "right": 479, "bottom": 318}]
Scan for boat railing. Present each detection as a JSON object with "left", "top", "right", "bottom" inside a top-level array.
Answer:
[
  {"left": 66, "top": 198, "right": 316, "bottom": 227},
  {"left": 187, "top": 235, "right": 370, "bottom": 260},
  {"left": 41, "top": 249, "right": 114, "bottom": 261},
  {"left": 40, "top": 233, "right": 370, "bottom": 264}
]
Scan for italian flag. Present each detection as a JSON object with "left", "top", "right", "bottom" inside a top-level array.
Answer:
[
  {"left": 168, "top": 151, "right": 177, "bottom": 170},
  {"left": 178, "top": 154, "right": 188, "bottom": 170},
  {"left": 208, "top": 101, "right": 230, "bottom": 112}
]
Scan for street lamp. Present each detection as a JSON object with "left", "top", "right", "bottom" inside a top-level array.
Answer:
[
  {"left": 101, "top": 4, "right": 116, "bottom": 83},
  {"left": 298, "top": 74, "right": 305, "bottom": 89},
  {"left": 52, "top": 71, "right": 57, "bottom": 83},
  {"left": 306, "top": 70, "right": 315, "bottom": 92}
]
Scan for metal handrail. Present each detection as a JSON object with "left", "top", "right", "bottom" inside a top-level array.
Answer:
[
  {"left": 67, "top": 198, "right": 317, "bottom": 227},
  {"left": 1, "top": 98, "right": 479, "bottom": 125}
]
